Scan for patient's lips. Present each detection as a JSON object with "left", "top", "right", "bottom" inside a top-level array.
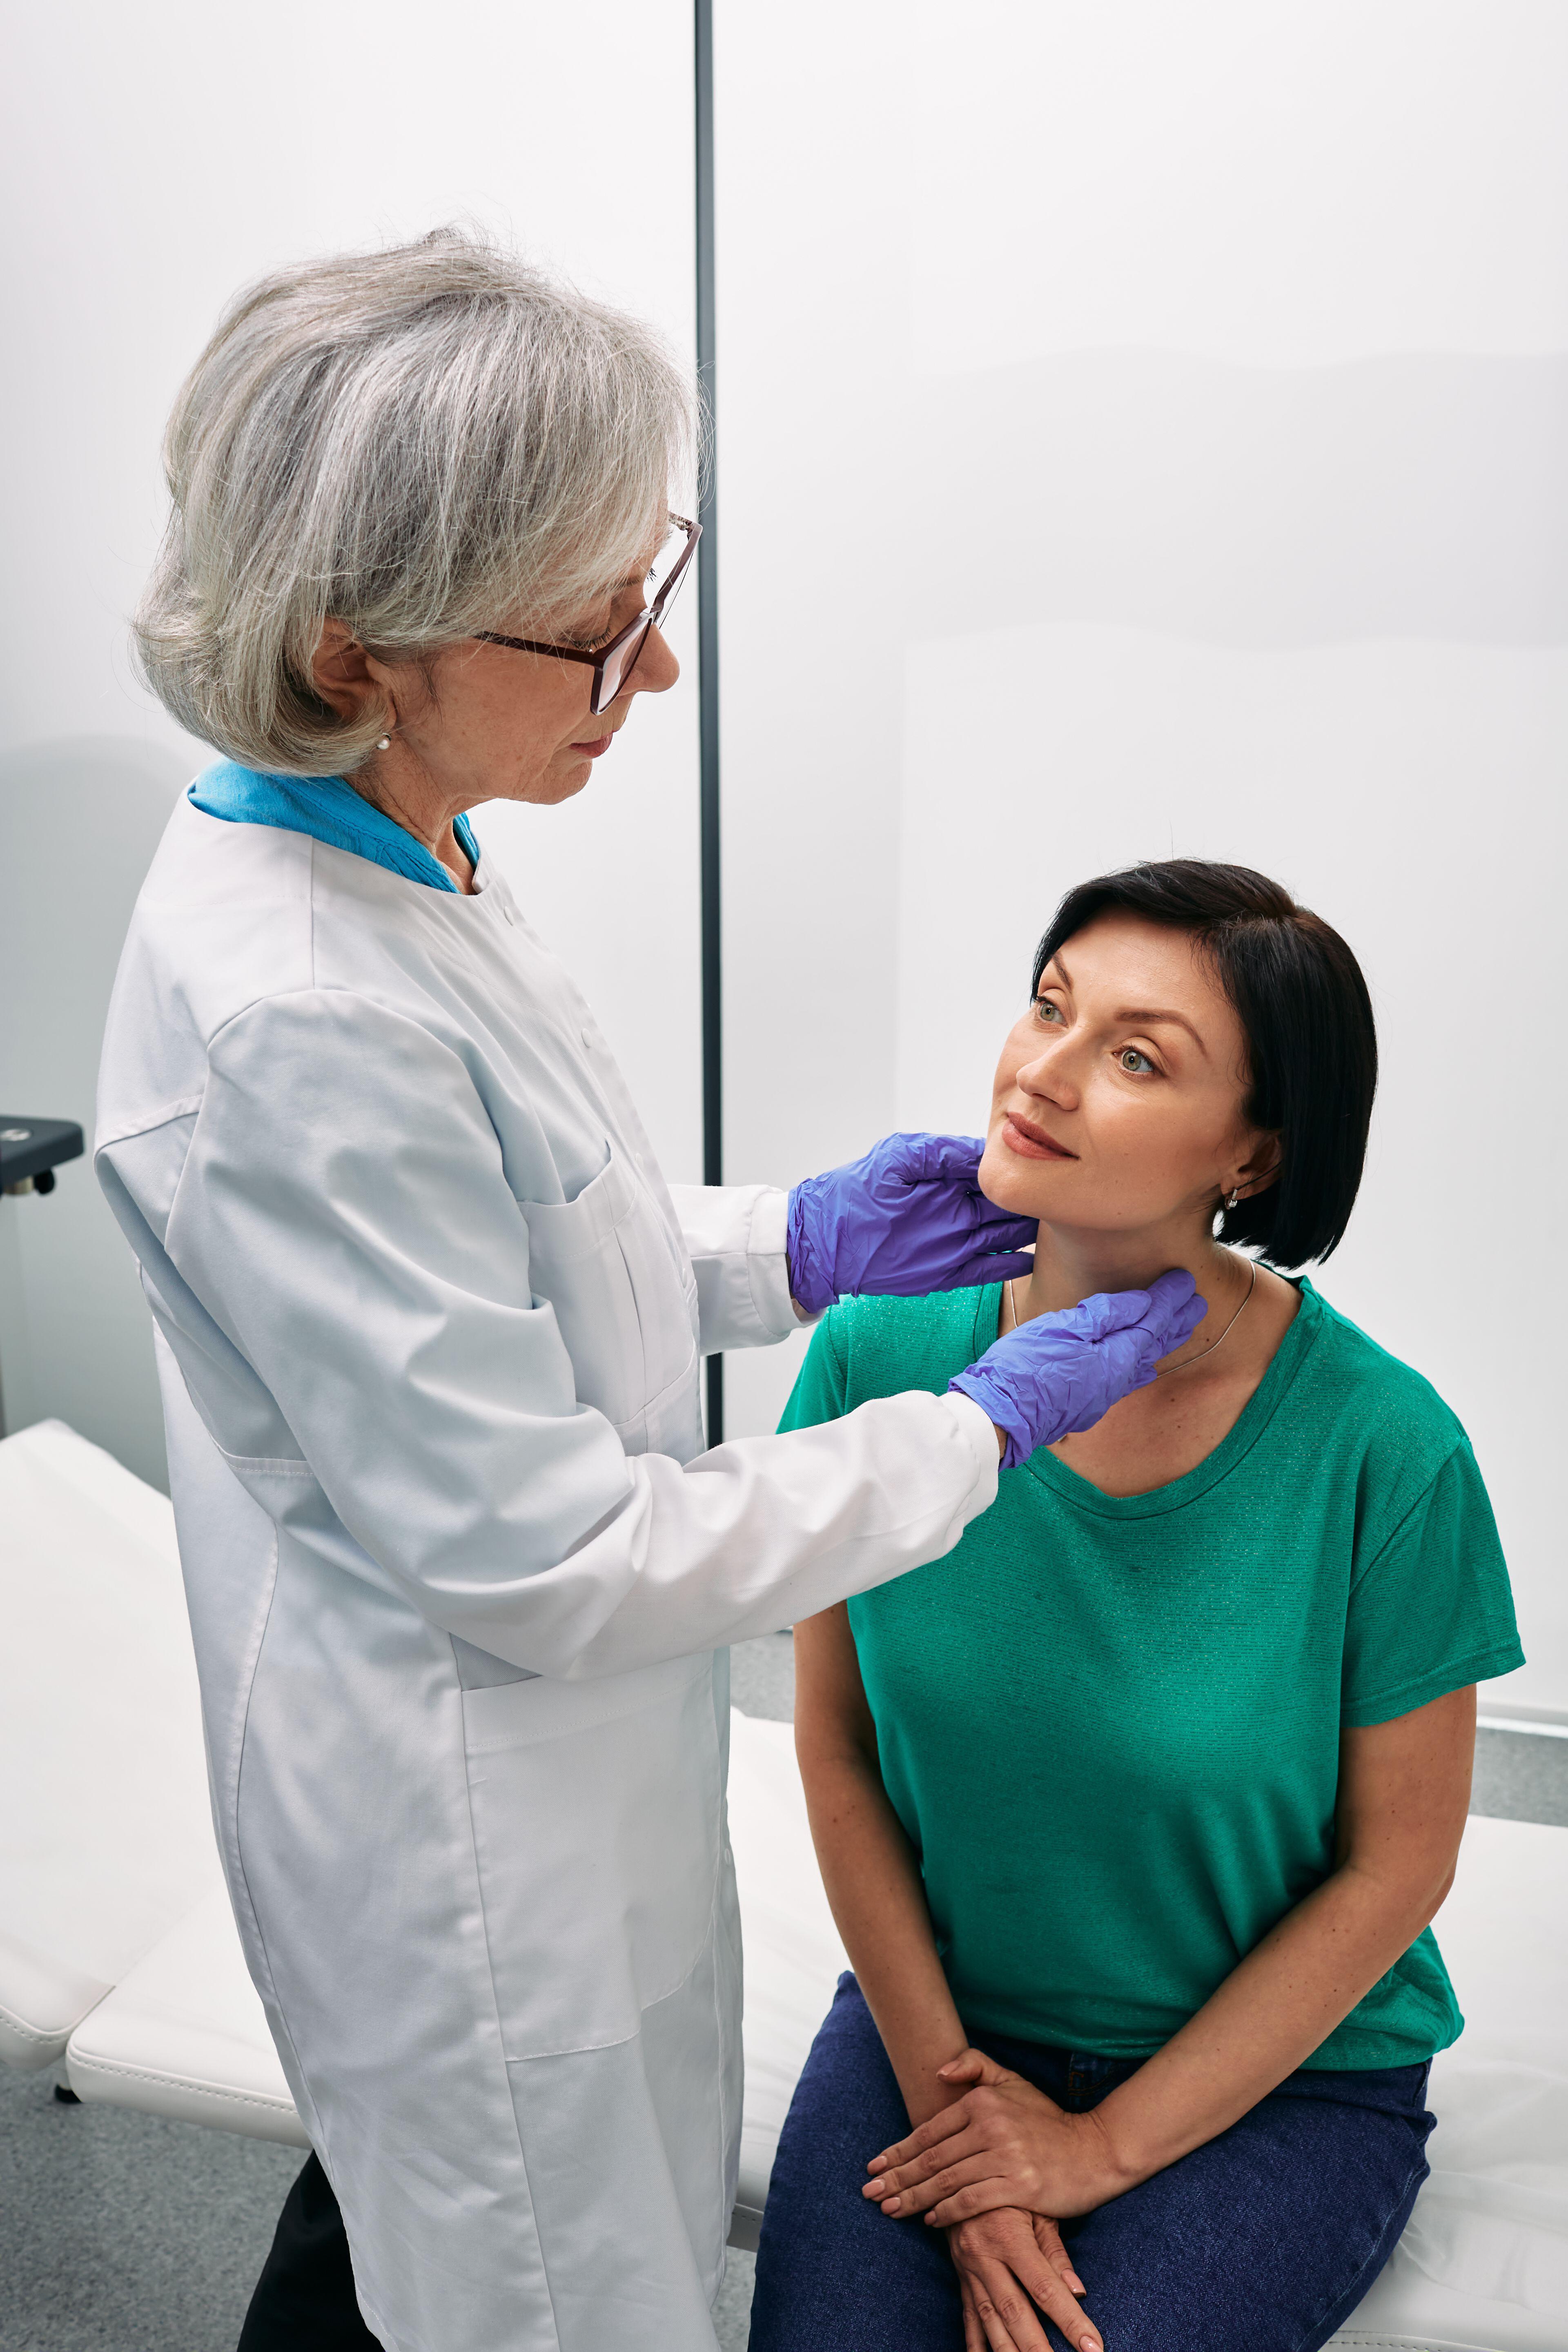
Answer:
[{"left": 1001, "top": 1110, "right": 1078, "bottom": 1162}]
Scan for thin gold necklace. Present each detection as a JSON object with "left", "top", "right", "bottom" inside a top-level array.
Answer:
[{"left": 1007, "top": 1256, "right": 1258, "bottom": 1378}]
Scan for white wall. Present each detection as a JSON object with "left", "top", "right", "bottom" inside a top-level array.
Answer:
[
  {"left": 0, "top": 744, "right": 187, "bottom": 1482},
  {"left": 715, "top": 2, "right": 1568, "bottom": 1714},
  {"left": 0, "top": 0, "right": 702, "bottom": 1489}
]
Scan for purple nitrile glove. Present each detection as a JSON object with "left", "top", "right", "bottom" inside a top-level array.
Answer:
[
  {"left": 949, "top": 1269, "right": 1207, "bottom": 1468},
  {"left": 787, "top": 1133, "right": 1038, "bottom": 1319}
]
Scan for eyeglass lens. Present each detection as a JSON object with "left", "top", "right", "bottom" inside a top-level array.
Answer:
[
  {"left": 596, "top": 620, "right": 653, "bottom": 713},
  {"left": 593, "top": 521, "right": 696, "bottom": 713}
]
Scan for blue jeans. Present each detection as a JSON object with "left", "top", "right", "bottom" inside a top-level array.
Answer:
[{"left": 748, "top": 1976, "right": 1434, "bottom": 2352}]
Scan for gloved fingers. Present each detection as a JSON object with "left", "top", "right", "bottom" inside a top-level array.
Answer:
[
  {"left": 885, "top": 1132, "right": 989, "bottom": 1187},
  {"left": 1054, "top": 1331, "right": 1159, "bottom": 1434},
  {"left": 1145, "top": 1265, "right": 1200, "bottom": 1314},
  {"left": 967, "top": 1205, "right": 1040, "bottom": 1250},
  {"left": 1160, "top": 1292, "right": 1208, "bottom": 1353},
  {"left": 1139, "top": 1267, "right": 1205, "bottom": 1352},
  {"left": 1065, "top": 1286, "right": 1155, "bottom": 1341},
  {"left": 1107, "top": 1332, "right": 1164, "bottom": 1403}
]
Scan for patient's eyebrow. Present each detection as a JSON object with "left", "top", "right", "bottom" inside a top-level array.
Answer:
[
  {"left": 1116, "top": 1006, "right": 1209, "bottom": 1055},
  {"left": 1041, "top": 960, "right": 1207, "bottom": 1054}
]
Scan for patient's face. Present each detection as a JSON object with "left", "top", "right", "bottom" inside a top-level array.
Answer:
[{"left": 979, "top": 911, "right": 1262, "bottom": 1237}]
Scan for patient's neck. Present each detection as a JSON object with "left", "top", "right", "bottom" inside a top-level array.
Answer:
[{"left": 1019, "top": 1221, "right": 1247, "bottom": 1332}]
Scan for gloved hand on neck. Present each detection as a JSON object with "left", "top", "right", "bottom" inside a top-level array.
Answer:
[{"left": 950, "top": 1269, "right": 1207, "bottom": 1467}]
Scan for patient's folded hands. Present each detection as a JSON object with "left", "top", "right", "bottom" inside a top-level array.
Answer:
[{"left": 862, "top": 2048, "right": 1127, "bottom": 2228}]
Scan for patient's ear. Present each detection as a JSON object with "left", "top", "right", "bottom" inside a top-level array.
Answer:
[{"left": 1228, "top": 1132, "right": 1283, "bottom": 1204}]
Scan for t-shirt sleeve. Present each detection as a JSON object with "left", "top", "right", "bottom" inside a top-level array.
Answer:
[
  {"left": 777, "top": 1310, "right": 852, "bottom": 1433},
  {"left": 1341, "top": 1439, "right": 1524, "bottom": 1728}
]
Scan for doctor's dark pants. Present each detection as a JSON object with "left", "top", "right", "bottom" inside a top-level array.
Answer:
[
  {"left": 748, "top": 1974, "right": 1435, "bottom": 2352},
  {"left": 237, "top": 2156, "right": 379, "bottom": 2351}
]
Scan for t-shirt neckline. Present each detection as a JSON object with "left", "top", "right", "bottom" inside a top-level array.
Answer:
[{"left": 982, "top": 1275, "right": 1326, "bottom": 1519}]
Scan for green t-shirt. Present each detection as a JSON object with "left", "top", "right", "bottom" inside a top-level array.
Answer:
[{"left": 780, "top": 1279, "right": 1522, "bottom": 2071}]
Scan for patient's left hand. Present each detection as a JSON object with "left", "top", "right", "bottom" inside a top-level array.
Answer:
[
  {"left": 863, "top": 2049, "right": 1127, "bottom": 2229},
  {"left": 949, "top": 2210, "right": 1102, "bottom": 2352}
]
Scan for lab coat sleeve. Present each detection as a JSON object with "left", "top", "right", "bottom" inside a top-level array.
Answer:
[
  {"left": 150, "top": 991, "right": 998, "bottom": 1679},
  {"left": 666, "top": 1180, "right": 801, "bottom": 1352}
]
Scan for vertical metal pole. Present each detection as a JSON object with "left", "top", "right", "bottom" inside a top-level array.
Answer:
[{"left": 695, "top": 0, "right": 724, "bottom": 1443}]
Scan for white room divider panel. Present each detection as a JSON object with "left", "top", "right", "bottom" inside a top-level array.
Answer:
[
  {"left": 714, "top": 2, "right": 1568, "bottom": 1715},
  {"left": 0, "top": 0, "right": 701, "bottom": 1488}
]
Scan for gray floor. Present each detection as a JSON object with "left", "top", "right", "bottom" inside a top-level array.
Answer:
[{"left": 3, "top": 1637, "right": 1561, "bottom": 2352}]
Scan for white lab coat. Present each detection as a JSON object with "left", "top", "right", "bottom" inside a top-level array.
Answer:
[{"left": 95, "top": 796, "right": 998, "bottom": 2352}]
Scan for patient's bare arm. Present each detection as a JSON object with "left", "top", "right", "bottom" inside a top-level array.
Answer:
[
  {"left": 795, "top": 1607, "right": 1105, "bottom": 2352},
  {"left": 794, "top": 1606, "right": 969, "bottom": 2126}
]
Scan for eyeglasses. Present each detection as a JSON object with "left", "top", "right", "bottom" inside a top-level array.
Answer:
[{"left": 474, "top": 514, "right": 701, "bottom": 716}]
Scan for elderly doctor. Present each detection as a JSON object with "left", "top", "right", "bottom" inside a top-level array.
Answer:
[{"left": 96, "top": 232, "right": 1200, "bottom": 2352}]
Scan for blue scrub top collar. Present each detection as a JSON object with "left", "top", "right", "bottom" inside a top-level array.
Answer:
[{"left": 188, "top": 761, "right": 481, "bottom": 894}]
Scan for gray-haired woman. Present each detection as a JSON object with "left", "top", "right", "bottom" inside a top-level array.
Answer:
[{"left": 97, "top": 230, "right": 1200, "bottom": 2352}]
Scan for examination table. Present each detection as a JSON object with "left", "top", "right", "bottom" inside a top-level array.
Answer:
[{"left": 3, "top": 1418, "right": 1564, "bottom": 2350}]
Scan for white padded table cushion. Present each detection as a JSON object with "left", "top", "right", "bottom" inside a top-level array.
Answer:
[
  {"left": 0, "top": 1419, "right": 218, "bottom": 2068},
  {"left": 66, "top": 1883, "right": 308, "bottom": 2147},
  {"left": 1324, "top": 1814, "right": 1568, "bottom": 2351}
]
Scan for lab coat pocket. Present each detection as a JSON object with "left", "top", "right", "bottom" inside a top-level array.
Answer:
[
  {"left": 519, "top": 1143, "right": 699, "bottom": 1451},
  {"left": 462, "top": 1652, "right": 721, "bottom": 2060}
]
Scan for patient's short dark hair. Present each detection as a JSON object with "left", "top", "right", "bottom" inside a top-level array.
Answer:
[{"left": 1032, "top": 860, "right": 1377, "bottom": 1269}]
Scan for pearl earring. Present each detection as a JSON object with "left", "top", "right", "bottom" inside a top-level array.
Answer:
[{"left": 375, "top": 735, "right": 392, "bottom": 752}]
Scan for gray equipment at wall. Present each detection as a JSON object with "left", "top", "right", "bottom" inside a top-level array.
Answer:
[{"left": 0, "top": 1116, "right": 84, "bottom": 1435}]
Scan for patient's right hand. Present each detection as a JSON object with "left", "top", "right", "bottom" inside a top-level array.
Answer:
[
  {"left": 948, "top": 1270, "right": 1205, "bottom": 1470},
  {"left": 949, "top": 2209, "right": 1101, "bottom": 2352}
]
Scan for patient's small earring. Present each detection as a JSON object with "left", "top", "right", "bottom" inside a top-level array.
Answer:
[
  {"left": 1227, "top": 1189, "right": 1242, "bottom": 1210},
  {"left": 375, "top": 734, "right": 392, "bottom": 752}
]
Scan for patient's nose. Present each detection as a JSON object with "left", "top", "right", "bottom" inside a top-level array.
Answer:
[{"left": 1016, "top": 1043, "right": 1077, "bottom": 1111}]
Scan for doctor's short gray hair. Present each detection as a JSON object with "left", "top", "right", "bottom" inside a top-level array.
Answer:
[{"left": 134, "top": 228, "right": 695, "bottom": 775}]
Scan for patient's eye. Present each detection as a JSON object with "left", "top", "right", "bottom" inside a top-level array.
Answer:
[
  {"left": 1118, "top": 1046, "right": 1156, "bottom": 1075},
  {"left": 1033, "top": 996, "right": 1064, "bottom": 1024}
]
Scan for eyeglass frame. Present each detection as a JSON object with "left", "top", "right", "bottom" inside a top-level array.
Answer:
[{"left": 472, "top": 515, "right": 701, "bottom": 716}]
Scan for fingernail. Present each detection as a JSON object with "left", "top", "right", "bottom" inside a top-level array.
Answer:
[
  {"left": 862, "top": 2181, "right": 884, "bottom": 2198},
  {"left": 1080, "top": 2336, "right": 1100, "bottom": 2352},
  {"left": 1067, "top": 2275, "right": 1085, "bottom": 2294},
  {"left": 883, "top": 2197, "right": 901, "bottom": 2214}
]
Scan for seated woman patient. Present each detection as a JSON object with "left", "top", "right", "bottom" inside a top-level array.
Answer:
[{"left": 747, "top": 861, "right": 1522, "bottom": 2352}]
